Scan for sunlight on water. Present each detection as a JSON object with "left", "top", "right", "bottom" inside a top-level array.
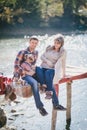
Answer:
[
  {"left": 0, "top": 34, "right": 87, "bottom": 130},
  {"left": 0, "top": 34, "right": 87, "bottom": 76}
]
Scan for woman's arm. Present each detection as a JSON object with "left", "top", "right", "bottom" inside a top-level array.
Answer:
[
  {"left": 53, "top": 50, "right": 66, "bottom": 84},
  {"left": 41, "top": 54, "right": 54, "bottom": 67},
  {"left": 41, "top": 53, "right": 48, "bottom": 63},
  {"left": 41, "top": 45, "right": 52, "bottom": 63},
  {"left": 14, "top": 50, "right": 25, "bottom": 78},
  {"left": 62, "top": 50, "right": 66, "bottom": 77}
]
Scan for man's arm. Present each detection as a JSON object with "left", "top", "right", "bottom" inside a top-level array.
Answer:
[{"left": 14, "top": 50, "right": 24, "bottom": 78}]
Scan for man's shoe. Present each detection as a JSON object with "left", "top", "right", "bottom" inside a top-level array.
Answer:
[
  {"left": 39, "top": 107, "right": 48, "bottom": 116},
  {"left": 53, "top": 105, "right": 66, "bottom": 111}
]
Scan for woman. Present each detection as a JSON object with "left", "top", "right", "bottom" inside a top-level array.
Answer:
[{"left": 36, "top": 35, "right": 66, "bottom": 110}]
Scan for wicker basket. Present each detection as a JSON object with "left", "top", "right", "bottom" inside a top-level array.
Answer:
[{"left": 14, "top": 85, "right": 33, "bottom": 98}]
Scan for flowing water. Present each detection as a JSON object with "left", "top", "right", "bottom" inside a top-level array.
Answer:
[{"left": 0, "top": 34, "right": 87, "bottom": 130}]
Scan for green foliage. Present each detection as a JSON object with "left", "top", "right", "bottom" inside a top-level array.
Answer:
[
  {"left": 63, "top": 0, "right": 87, "bottom": 15},
  {"left": 0, "top": 0, "right": 87, "bottom": 26},
  {"left": 0, "top": 0, "right": 16, "bottom": 7},
  {"left": 40, "top": 0, "right": 63, "bottom": 20}
]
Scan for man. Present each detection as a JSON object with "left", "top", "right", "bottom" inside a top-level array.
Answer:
[{"left": 14, "top": 36, "right": 48, "bottom": 116}]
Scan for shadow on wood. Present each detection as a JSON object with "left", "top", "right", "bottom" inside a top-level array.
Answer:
[{"left": 65, "top": 119, "right": 71, "bottom": 130}]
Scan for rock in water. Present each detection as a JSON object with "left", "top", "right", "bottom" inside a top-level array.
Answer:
[{"left": 0, "top": 108, "right": 7, "bottom": 128}]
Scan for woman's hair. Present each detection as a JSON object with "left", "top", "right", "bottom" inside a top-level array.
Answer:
[{"left": 54, "top": 35, "right": 64, "bottom": 47}]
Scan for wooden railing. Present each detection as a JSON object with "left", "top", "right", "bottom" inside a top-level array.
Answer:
[{"left": 51, "top": 66, "right": 87, "bottom": 130}]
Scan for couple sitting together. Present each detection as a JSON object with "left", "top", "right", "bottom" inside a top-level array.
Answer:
[{"left": 14, "top": 34, "right": 66, "bottom": 116}]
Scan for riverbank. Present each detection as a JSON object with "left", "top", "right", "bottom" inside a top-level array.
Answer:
[
  {"left": 0, "top": 14, "right": 87, "bottom": 39},
  {"left": 0, "top": 26, "right": 87, "bottom": 39},
  {"left": 0, "top": 17, "right": 87, "bottom": 39}
]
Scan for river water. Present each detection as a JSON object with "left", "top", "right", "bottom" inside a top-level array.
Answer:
[{"left": 0, "top": 34, "right": 87, "bottom": 130}]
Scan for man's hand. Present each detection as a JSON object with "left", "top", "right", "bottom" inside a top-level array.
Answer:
[
  {"left": 32, "top": 65, "right": 36, "bottom": 70},
  {"left": 26, "top": 70, "right": 35, "bottom": 76}
]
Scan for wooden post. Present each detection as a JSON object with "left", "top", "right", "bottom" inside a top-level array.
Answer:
[
  {"left": 51, "top": 109, "right": 57, "bottom": 130},
  {"left": 66, "top": 81, "right": 72, "bottom": 129},
  {"left": 51, "top": 84, "right": 59, "bottom": 130}
]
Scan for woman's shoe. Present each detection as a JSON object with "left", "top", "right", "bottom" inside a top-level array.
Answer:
[
  {"left": 45, "top": 91, "right": 53, "bottom": 99},
  {"left": 53, "top": 104, "right": 66, "bottom": 111},
  {"left": 39, "top": 84, "right": 47, "bottom": 93}
]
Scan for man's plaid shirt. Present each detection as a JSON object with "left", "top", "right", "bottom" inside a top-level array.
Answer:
[{"left": 14, "top": 47, "right": 38, "bottom": 77}]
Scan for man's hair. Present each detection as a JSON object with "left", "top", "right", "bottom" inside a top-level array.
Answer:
[{"left": 30, "top": 36, "right": 39, "bottom": 41}]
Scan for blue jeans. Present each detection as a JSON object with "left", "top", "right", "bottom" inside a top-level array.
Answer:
[
  {"left": 22, "top": 75, "right": 43, "bottom": 109},
  {"left": 36, "top": 66, "right": 59, "bottom": 106}
]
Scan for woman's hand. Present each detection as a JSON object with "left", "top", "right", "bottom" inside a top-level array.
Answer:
[{"left": 46, "top": 60, "right": 53, "bottom": 67}]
